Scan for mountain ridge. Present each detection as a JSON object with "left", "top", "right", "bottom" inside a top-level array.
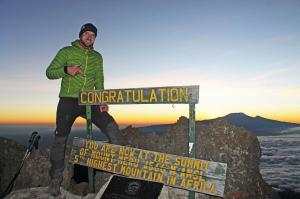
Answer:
[{"left": 140, "top": 113, "right": 300, "bottom": 136}]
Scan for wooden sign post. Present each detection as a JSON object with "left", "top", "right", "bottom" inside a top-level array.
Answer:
[
  {"left": 70, "top": 138, "right": 227, "bottom": 197},
  {"left": 77, "top": 85, "right": 226, "bottom": 197}
]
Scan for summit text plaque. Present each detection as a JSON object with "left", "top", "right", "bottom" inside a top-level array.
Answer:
[{"left": 70, "top": 137, "right": 227, "bottom": 197}]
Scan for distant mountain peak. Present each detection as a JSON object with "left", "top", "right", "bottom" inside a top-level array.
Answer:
[
  {"left": 221, "top": 113, "right": 300, "bottom": 136},
  {"left": 223, "top": 113, "right": 252, "bottom": 120},
  {"left": 230, "top": 112, "right": 246, "bottom": 115},
  {"left": 225, "top": 112, "right": 249, "bottom": 117},
  {"left": 139, "top": 113, "right": 300, "bottom": 137}
]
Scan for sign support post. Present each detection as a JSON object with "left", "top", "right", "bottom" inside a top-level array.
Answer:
[
  {"left": 188, "top": 102, "right": 196, "bottom": 199},
  {"left": 86, "top": 105, "right": 94, "bottom": 193}
]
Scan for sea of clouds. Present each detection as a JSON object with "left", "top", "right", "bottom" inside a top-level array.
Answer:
[{"left": 259, "top": 135, "right": 300, "bottom": 193}]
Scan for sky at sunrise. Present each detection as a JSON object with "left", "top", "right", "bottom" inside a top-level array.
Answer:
[{"left": 0, "top": 0, "right": 299, "bottom": 125}]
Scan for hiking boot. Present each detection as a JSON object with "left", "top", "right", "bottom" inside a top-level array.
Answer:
[{"left": 48, "top": 178, "right": 62, "bottom": 197}]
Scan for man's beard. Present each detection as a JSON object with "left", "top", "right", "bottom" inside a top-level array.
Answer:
[{"left": 80, "top": 39, "right": 93, "bottom": 48}]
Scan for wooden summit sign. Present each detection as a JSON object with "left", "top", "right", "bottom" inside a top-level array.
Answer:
[
  {"left": 79, "top": 85, "right": 199, "bottom": 105},
  {"left": 70, "top": 137, "right": 227, "bottom": 197}
]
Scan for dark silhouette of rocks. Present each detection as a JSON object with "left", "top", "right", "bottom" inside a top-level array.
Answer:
[
  {"left": 1, "top": 117, "right": 282, "bottom": 199},
  {"left": 195, "top": 118, "right": 280, "bottom": 199},
  {"left": 277, "top": 189, "right": 300, "bottom": 199},
  {"left": 4, "top": 187, "right": 96, "bottom": 199},
  {"left": 0, "top": 137, "right": 25, "bottom": 195}
]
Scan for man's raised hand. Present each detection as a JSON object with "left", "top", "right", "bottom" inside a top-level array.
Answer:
[{"left": 67, "top": 65, "right": 84, "bottom": 76}]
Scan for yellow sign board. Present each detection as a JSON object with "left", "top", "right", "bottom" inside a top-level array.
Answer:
[
  {"left": 79, "top": 85, "right": 199, "bottom": 105},
  {"left": 70, "top": 137, "right": 227, "bottom": 197}
]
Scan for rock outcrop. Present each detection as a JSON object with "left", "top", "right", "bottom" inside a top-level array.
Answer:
[
  {"left": 1, "top": 117, "right": 281, "bottom": 199},
  {"left": 196, "top": 118, "right": 280, "bottom": 199},
  {"left": 4, "top": 187, "right": 96, "bottom": 199},
  {"left": 0, "top": 137, "right": 25, "bottom": 195}
]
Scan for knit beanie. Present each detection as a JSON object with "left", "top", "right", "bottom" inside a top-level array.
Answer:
[{"left": 79, "top": 23, "right": 97, "bottom": 38}]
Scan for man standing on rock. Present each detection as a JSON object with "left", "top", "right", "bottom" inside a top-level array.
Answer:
[{"left": 46, "top": 23, "right": 123, "bottom": 197}]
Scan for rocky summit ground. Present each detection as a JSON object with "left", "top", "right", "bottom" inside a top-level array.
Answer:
[{"left": 1, "top": 117, "right": 282, "bottom": 199}]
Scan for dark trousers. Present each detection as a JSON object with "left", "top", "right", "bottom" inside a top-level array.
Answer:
[{"left": 49, "top": 97, "right": 123, "bottom": 180}]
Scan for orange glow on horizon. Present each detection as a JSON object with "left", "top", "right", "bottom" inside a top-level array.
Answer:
[
  {"left": 0, "top": 103, "right": 299, "bottom": 125},
  {"left": 0, "top": 113, "right": 299, "bottom": 125}
]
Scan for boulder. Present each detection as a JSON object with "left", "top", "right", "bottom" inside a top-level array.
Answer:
[
  {"left": 4, "top": 186, "right": 96, "bottom": 199},
  {"left": 0, "top": 137, "right": 25, "bottom": 195}
]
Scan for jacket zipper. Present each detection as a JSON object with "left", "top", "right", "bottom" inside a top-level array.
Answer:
[
  {"left": 82, "top": 50, "right": 89, "bottom": 90},
  {"left": 67, "top": 77, "right": 71, "bottom": 93}
]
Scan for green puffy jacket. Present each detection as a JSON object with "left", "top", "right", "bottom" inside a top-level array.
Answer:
[{"left": 46, "top": 40, "right": 104, "bottom": 98}]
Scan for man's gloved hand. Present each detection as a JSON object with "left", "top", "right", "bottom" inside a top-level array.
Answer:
[
  {"left": 99, "top": 103, "right": 109, "bottom": 112},
  {"left": 66, "top": 65, "right": 84, "bottom": 76}
]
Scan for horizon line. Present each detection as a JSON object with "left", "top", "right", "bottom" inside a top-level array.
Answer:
[{"left": 0, "top": 113, "right": 299, "bottom": 126}]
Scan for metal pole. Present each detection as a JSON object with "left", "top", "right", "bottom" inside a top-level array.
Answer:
[
  {"left": 188, "top": 102, "right": 196, "bottom": 199},
  {"left": 86, "top": 105, "right": 94, "bottom": 193}
]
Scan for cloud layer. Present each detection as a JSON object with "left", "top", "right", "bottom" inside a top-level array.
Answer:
[{"left": 259, "top": 135, "right": 300, "bottom": 193}]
